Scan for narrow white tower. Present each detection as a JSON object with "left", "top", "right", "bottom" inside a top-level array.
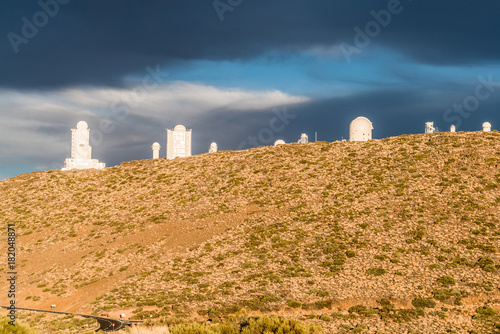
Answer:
[
  {"left": 274, "top": 139, "right": 285, "bottom": 146},
  {"left": 349, "top": 117, "right": 373, "bottom": 141},
  {"left": 152, "top": 142, "right": 161, "bottom": 159},
  {"left": 450, "top": 125, "right": 456, "bottom": 133},
  {"left": 209, "top": 142, "right": 218, "bottom": 153},
  {"left": 166, "top": 125, "right": 192, "bottom": 160},
  {"left": 62, "top": 121, "right": 105, "bottom": 170},
  {"left": 297, "top": 133, "right": 308, "bottom": 144},
  {"left": 482, "top": 122, "right": 492, "bottom": 132},
  {"left": 425, "top": 122, "right": 435, "bottom": 134}
]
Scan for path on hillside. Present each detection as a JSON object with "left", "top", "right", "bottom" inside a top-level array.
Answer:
[{"left": 1, "top": 306, "right": 143, "bottom": 332}]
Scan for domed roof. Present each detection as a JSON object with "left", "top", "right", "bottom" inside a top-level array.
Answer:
[
  {"left": 483, "top": 122, "right": 492, "bottom": 127},
  {"left": 174, "top": 124, "right": 186, "bottom": 131},
  {"left": 76, "top": 121, "right": 88, "bottom": 130},
  {"left": 350, "top": 117, "right": 373, "bottom": 130},
  {"left": 274, "top": 139, "right": 286, "bottom": 146}
]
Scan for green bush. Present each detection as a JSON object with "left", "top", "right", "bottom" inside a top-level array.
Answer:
[
  {"left": 437, "top": 276, "right": 455, "bottom": 287},
  {"left": 286, "top": 300, "right": 302, "bottom": 309},
  {"left": 345, "top": 250, "right": 356, "bottom": 258},
  {"left": 0, "top": 316, "right": 38, "bottom": 334},
  {"left": 241, "top": 316, "right": 322, "bottom": 334},
  {"left": 366, "top": 267, "right": 387, "bottom": 276},
  {"left": 411, "top": 298, "right": 436, "bottom": 309}
]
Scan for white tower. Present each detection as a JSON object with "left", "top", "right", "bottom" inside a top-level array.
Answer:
[
  {"left": 450, "top": 125, "right": 456, "bottom": 133},
  {"left": 62, "top": 121, "right": 105, "bottom": 170},
  {"left": 482, "top": 122, "right": 492, "bottom": 132},
  {"left": 425, "top": 122, "right": 435, "bottom": 134},
  {"left": 349, "top": 117, "right": 373, "bottom": 141},
  {"left": 152, "top": 142, "right": 161, "bottom": 159},
  {"left": 166, "top": 125, "right": 192, "bottom": 160},
  {"left": 274, "top": 139, "right": 285, "bottom": 146},
  {"left": 297, "top": 133, "right": 308, "bottom": 144},
  {"left": 209, "top": 142, "right": 218, "bottom": 153}
]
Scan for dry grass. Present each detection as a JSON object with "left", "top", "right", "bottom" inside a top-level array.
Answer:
[
  {"left": 127, "top": 326, "right": 170, "bottom": 334},
  {"left": 0, "top": 131, "right": 499, "bottom": 333}
]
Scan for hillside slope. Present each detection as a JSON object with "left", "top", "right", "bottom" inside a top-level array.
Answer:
[{"left": 1, "top": 131, "right": 499, "bottom": 333}]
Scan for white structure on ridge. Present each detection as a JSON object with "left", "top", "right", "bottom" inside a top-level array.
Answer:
[
  {"left": 450, "top": 125, "right": 456, "bottom": 132},
  {"left": 152, "top": 142, "right": 161, "bottom": 159},
  {"left": 62, "top": 121, "right": 105, "bottom": 170},
  {"left": 298, "top": 133, "right": 308, "bottom": 144},
  {"left": 209, "top": 142, "right": 218, "bottom": 153},
  {"left": 349, "top": 117, "right": 373, "bottom": 142},
  {"left": 425, "top": 122, "right": 436, "bottom": 134},
  {"left": 274, "top": 139, "right": 286, "bottom": 146},
  {"left": 482, "top": 122, "right": 492, "bottom": 132},
  {"left": 166, "top": 125, "right": 192, "bottom": 160}
]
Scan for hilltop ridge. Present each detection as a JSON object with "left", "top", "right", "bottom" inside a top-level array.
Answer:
[{"left": 1, "top": 131, "right": 499, "bottom": 333}]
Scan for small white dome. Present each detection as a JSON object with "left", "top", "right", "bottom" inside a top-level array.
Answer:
[
  {"left": 76, "top": 121, "right": 88, "bottom": 130},
  {"left": 174, "top": 124, "right": 186, "bottom": 131},
  {"left": 152, "top": 142, "right": 161, "bottom": 149},
  {"left": 274, "top": 139, "right": 286, "bottom": 146}
]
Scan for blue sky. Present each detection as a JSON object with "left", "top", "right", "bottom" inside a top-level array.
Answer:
[{"left": 1, "top": 0, "right": 499, "bottom": 180}]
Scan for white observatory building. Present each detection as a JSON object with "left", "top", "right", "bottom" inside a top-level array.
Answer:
[
  {"left": 425, "top": 122, "right": 436, "bottom": 134},
  {"left": 349, "top": 117, "right": 373, "bottom": 141},
  {"left": 62, "top": 121, "right": 105, "bottom": 170},
  {"left": 482, "top": 122, "right": 492, "bottom": 132},
  {"left": 166, "top": 125, "right": 192, "bottom": 160},
  {"left": 298, "top": 133, "right": 308, "bottom": 144},
  {"left": 274, "top": 139, "right": 285, "bottom": 146},
  {"left": 152, "top": 142, "right": 161, "bottom": 159},
  {"left": 450, "top": 125, "right": 456, "bottom": 132},
  {"left": 209, "top": 142, "right": 218, "bottom": 153}
]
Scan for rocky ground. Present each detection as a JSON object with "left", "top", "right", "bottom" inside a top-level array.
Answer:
[{"left": 0, "top": 131, "right": 499, "bottom": 333}]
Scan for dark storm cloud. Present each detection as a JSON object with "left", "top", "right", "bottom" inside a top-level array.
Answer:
[{"left": 1, "top": 0, "right": 500, "bottom": 89}]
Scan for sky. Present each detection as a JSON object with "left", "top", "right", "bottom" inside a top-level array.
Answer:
[{"left": 1, "top": 0, "right": 500, "bottom": 180}]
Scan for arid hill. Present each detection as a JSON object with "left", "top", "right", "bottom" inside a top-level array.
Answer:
[{"left": 1, "top": 131, "right": 499, "bottom": 333}]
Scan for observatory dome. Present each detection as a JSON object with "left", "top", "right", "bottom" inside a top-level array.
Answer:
[
  {"left": 76, "top": 121, "right": 89, "bottom": 130},
  {"left": 482, "top": 122, "right": 492, "bottom": 132},
  {"left": 274, "top": 139, "right": 286, "bottom": 146},
  {"left": 174, "top": 125, "right": 187, "bottom": 131},
  {"left": 349, "top": 117, "right": 373, "bottom": 141}
]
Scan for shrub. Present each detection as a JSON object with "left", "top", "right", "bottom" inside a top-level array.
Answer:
[
  {"left": 241, "top": 316, "right": 322, "bottom": 334},
  {"left": 0, "top": 316, "right": 38, "bottom": 334},
  {"left": 286, "top": 300, "right": 302, "bottom": 309},
  {"left": 366, "top": 267, "right": 387, "bottom": 276},
  {"left": 345, "top": 250, "right": 356, "bottom": 258},
  {"left": 437, "top": 276, "right": 455, "bottom": 287},
  {"left": 412, "top": 298, "right": 436, "bottom": 308}
]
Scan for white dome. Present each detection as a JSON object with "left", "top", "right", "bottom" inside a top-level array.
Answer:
[
  {"left": 76, "top": 121, "right": 88, "bottom": 130},
  {"left": 274, "top": 139, "right": 286, "bottom": 146},
  {"left": 152, "top": 142, "right": 161, "bottom": 148},
  {"left": 349, "top": 117, "right": 373, "bottom": 141},
  {"left": 174, "top": 124, "right": 186, "bottom": 131}
]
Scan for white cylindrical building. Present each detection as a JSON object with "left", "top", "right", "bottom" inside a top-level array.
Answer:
[
  {"left": 482, "top": 122, "right": 492, "bottom": 132},
  {"left": 450, "top": 125, "right": 456, "bottom": 132},
  {"left": 152, "top": 142, "right": 161, "bottom": 159},
  {"left": 349, "top": 117, "right": 373, "bottom": 141}
]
